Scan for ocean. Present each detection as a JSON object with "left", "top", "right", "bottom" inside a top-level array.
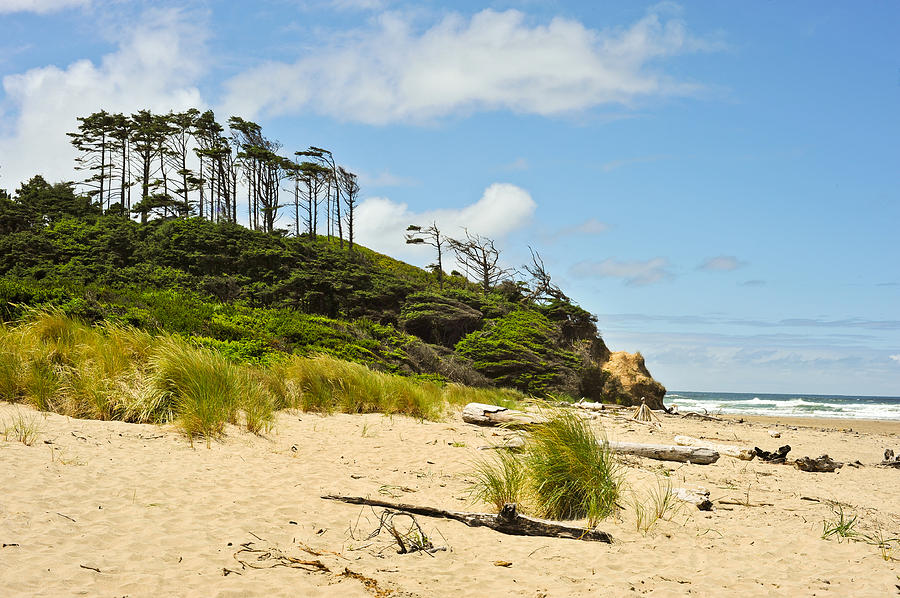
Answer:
[{"left": 667, "top": 391, "right": 900, "bottom": 421}]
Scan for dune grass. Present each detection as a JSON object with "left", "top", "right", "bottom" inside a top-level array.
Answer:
[
  {"left": 469, "top": 411, "right": 622, "bottom": 526},
  {"left": 525, "top": 411, "right": 621, "bottom": 525},
  {"left": 0, "top": 311, "right": 524, "bottom": 443},
  {"left": 470, "top": 449, "right": 529, "bottom": 512}
]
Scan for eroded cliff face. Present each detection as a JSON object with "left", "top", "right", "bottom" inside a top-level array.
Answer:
[{"left": 599, "top": 351, "right": 667, "bottom": 410}]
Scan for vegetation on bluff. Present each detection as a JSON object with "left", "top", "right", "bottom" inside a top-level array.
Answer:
[{"left": 0, "top": 109, "right": 666, "bottom": 408}]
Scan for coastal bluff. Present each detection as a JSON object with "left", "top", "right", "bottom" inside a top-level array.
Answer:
[{"left": 599, "top": 351, "right": 667, "bottom": 410}]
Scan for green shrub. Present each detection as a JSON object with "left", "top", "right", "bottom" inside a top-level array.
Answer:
[{"left": 470, "top": 450, "right": 529, "bottom": 512}]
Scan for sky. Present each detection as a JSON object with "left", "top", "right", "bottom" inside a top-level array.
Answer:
[{"left": 1, "top": 0, "right": 898, "bottom": 396}]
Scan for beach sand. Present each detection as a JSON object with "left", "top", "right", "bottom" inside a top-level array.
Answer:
[{"left": 1, "top": 401, "right": 898, "bottom": 597}]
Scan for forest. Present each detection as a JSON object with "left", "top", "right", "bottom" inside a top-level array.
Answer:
[{"left": 0, "top": 108, "right": 665, "bottom": 409}]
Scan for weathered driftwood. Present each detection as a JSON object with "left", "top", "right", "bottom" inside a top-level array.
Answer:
[
  {"left": 673, "top": 488, "right": 713, "bottom": 511},
  {"left": 880, "top": 449, "right": 900, "bottom": 468},
  {"left": 755, "top": 445, "right": 791, "bottom": 464},
  {"left": 478, "top": 435, "right": 526, "bottom": 451},
  {"left": 680, "top": 411, "right": 723, "bottom": 422},
  {"left": 674, "top": 435, "right": 755, "bottom": 461},
  {"left": 567, "top": 401, "right": 608, "bottom": 412},
  {"left": 794, "top": 455, "right": 843, "bottom": 472},
  {"left": 322, "top": 495, "right": 612, "bottom": 543},
  {"left": 606, "top": 441, "right": 719, "bottom": 465},
  {"left": 461, "top": 403, "right": 548, "bottom": 428}
]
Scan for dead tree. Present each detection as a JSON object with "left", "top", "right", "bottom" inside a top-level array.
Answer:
[
  {"left": 448, "top": 229, "right": 513, "bottom": 295},
  {"left": 405, "top": 222, "right": 446, "bottom": 289},
  {"left": 523, "top": 247, "right": 570, "bottom": 304}
]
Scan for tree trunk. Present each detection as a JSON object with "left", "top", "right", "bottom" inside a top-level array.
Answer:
[
  {"left": 322, "top": 495, "right": 613, "bottom": 543},
  {"left": 674, "top": 435, "right": 755, "bottom": 460}
]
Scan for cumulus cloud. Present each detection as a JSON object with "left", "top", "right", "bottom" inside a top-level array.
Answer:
[
  {"left": 0, "top": 8, "right": 207, "bottom": 191},
  {"left": 222, "top": 6, "right": 716, "bottom": 124},
  {"left": 698, "top": 255, "right": 746, "bottom": 271},
  {"left": 354, "top": 182, "right": 536, "bottom": 264},
  {"left": 0, "top": 0, "right": 88, "bottom": 14},
  {"left": 571, "top": 257, "right": 672, "bottom": 286}
]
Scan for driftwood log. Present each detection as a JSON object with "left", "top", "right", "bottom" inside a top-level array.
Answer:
[
  {"left": 461, "top": 403, "right": 548, "bottom": 428},
  {"left": 674, "top": 435, "right": 755, "bottom": 461},
  {"left": 673, "top": 488, "right": 714, "bottom": 511},
  {"left": 794, "top": 455, "right": 843, "bottom": 473},
  {"left": 461, "top": 403, "right": 718, "bottom": 464},
  {"left": 322, "top": 495, "right": 612, "bottom": 543},
  {"left": 606, "top": 441, "right": 719, "bottom": 465},
  {"left": 755, "top": 445, "right": 791, "bottom": 464}
]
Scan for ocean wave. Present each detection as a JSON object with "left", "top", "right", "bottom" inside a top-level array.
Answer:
[{"left": 668, "top": 392, "right": 900, "bottom": 420}]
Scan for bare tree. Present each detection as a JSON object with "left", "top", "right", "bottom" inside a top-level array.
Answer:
[
  {"left": 338, "top": 166, "right": 360, "bottom": 251},
  {"left": 406, "top": 222, "right": 446, "bottom": 290},
  {"left": 448, "top": 229, "right": 514, "bottom": 295},
  {"left": 523, "top": 247, "right": 570, "bottom": 304}
]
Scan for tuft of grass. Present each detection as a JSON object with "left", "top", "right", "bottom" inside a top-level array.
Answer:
[
  {"left": 470, "top": 450, "right": 529, "bottom": 512},
  {"left": 2, "top": 410, "right": 42, "bottom": 446},
  {"left": 524, "top": 411, "right": 621, "bottom": 526},
  {"left": 821, "top": 507, "right": 861, "bottom": 542},
  {"left": 151, "top": 339, "right": 243, "bottom": 443},
  {"left": 631, "top": 478, "right": 679, "bottom": 534}
]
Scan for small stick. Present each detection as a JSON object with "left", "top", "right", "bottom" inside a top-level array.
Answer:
[
  {"left": 80, "top": 564, "right": 101, "bottom": 573},
  {"left": 56, "top": 512, "right": 76, "bottom": 523}
]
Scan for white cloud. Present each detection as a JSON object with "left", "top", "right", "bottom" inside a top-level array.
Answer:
[
  {"left": 0, "top": 0, "right": 88, "bottom": 14},
  {"left": 571, "top": 257, "right": 672, "bottom": 286},
  {"left": 890, "top": 354, "right": 900, "bottom": 364},
  {"left": 354, "top": 182, "right": 536, "bottom": 264},
  {"left": 222, "top": 6, "right": 716, "bottom": 124},
  {"left": 698, "top": 255, "right": 746, "bottom": 272},
  {"left": 0, "top": 8, "right": 207, "bottom": 191}
]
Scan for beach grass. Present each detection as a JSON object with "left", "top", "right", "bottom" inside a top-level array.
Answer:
[
  {"left": 1, "top": 409, "right": 42, "bottom": 446},
  {"left": 0, "top": 311, "right": 526, "bottom": 443},
  {"left": 525, "top": 411, "right": 621, "bottom": 525},
  {"left": 470, "top": 449, "right": 529, "bottom": 512}
]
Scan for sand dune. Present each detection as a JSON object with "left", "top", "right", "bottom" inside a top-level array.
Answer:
[{"left": 1, "top": 402, "right": 898, "bottom": 597}]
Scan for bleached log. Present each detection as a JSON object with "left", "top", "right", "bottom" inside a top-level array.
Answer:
[
  {"left": 674, "top": 435, "right": 755, "bottom": 461},
  {"left": 461, "top": 403, "right": 547, "bottom": 428},
  {"left": 569, "top": 401, "right": 607, "bottom": 412},
  {"left": 322, "top": 495, "right": 612, "bottom": 543},
  {"left": 673, "top": 488, "right": 713, "bottom": 511},
  {"left": 607, "top": 441, "right": 719, "bottom": 465}
]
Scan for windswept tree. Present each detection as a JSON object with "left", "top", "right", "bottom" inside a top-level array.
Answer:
[
  {"left": 338, "top": 166, "right": 360, "bottom": 251},
  {"left": 165, "top": 108, "right": 200, "bottom": 217},
  {"left": 68, "top": 110, "right": 115, "bottom": 212},
  {"left": 130, "top": 110, "right": 173, "bottom": 224},
  {"left": 405, "top": 222, "right": 446, "bottom": 289},
  {"left": 449, "top": 230, "right": 514, "bottom": 295},
  {"left": 296, "top": 160, "right": 330, "bottom": 238},
  {"left": 297, "top": 146, "right": 342, "bottom": 247},
  {"left": 523, "top": 247, "right": 569, "bottom": 304}
]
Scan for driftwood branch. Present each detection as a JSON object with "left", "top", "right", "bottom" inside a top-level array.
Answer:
[
  {"left": 674, "top": 435, "right": 755, "bottom": 461},
  {"left": 322, "top": 495, "right": 612, "bottom": 543},
  {"left": 673, "top": 488, "right": 714, "bottom": 511},
  {"left": 461, "top": 403, "right": 548, "bottom": 428},
  {"left": 607, "top": 441, "right": 719, "bottom": 465}
]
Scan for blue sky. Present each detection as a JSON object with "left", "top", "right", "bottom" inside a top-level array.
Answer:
[{"left": 1, "top": 0, "right": 898, "bottom": 396}]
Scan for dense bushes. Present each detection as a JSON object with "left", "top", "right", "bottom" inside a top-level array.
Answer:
[{"left": 454, "top": 309, "right": 580, "bottom": 395}]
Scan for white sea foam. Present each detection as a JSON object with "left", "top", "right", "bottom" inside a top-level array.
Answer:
[{"left": 667, "top": 392, "right": 900, "bottom": 420}]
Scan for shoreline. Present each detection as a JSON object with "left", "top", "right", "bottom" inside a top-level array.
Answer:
[{"left": 719, "top": 413, "right": 900, "bottom": 435}]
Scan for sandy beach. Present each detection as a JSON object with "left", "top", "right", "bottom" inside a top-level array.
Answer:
[{"left": 2, "top": 401, "right": 898, "bottom": 597}]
